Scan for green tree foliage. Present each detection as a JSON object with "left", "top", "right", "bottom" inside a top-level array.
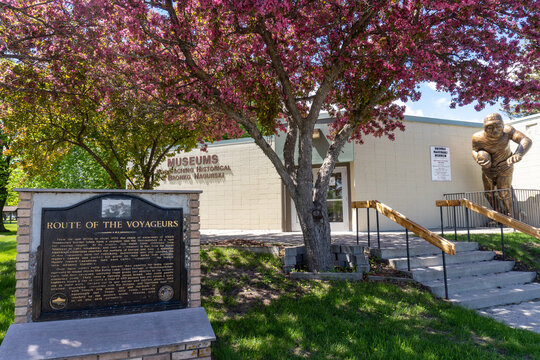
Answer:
[
  {"left": 14, "top": 147, "right": 115, "bottom": 190},
  {"left": 0, "top": 124, "right": 11, "bottom": 232},
  {"left": 5, "top": 166, "right": 22, "bottom": 206},
  {"left": 0, "top": 63, "right": 201, "bottom": 189}
]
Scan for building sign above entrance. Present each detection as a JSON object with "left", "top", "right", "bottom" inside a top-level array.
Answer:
[
  {"left": 166, "top": 154, "right": 231, "bottom": 182},
  {"left": 430, "top": 146, "right": 451, "bottom": 182}
]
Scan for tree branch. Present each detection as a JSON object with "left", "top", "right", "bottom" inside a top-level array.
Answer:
[{"left": 255, "top": 23, "right": 303, "bottom": 123}]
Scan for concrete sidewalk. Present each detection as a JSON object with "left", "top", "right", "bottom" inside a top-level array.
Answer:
[{"left": 201, "top": 228, "right": 514, "bottom": 247}]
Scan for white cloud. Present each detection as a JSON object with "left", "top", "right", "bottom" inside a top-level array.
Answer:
[
  {"left": 394, "top": 100, "right": 424, "bottom": 116},
  {"left": 436, "top": 97, "right": 451, "bottom": 107},
  {"left": 426, "top": 82, "right": 437, "bottom": 90},
  {"left": 407, "top": 108, "right": 425, "bottom": 116}
]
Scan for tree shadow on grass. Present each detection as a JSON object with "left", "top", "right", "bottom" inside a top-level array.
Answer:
[
  {"left": 202, "top": 247, "right": 309, "bottom": 318},
  {"left": 0, "top": 235, "right": 17, "bottom": 344},
  {"left": 0, "top": 255, "right": 15, "bottom": 345},
  {"left": 0, "top": 230, "right": 16, "bottom": 237}
]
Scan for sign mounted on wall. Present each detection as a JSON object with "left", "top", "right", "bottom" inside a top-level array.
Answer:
[
  {"left": 430, "top": 146, "right": 451, "bottom": 182},
  {"left": 166, "top": 154, "right": 232, "bottom": 182}
]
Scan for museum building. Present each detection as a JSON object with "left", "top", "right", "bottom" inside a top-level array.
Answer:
[{"left": 156, "top": 113, "right": 540, "bottom": 232}]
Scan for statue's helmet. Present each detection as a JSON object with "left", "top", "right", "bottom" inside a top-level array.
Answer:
[{"left": 484, "top": 113, "right": 503, "bottom": 127}]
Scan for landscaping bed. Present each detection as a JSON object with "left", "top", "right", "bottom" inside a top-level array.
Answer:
[{"left": 209, "top": 238, "right": 281, "bottom": 256}]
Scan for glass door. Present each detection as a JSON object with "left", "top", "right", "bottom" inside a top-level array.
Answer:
[{"left": 291, "top": 166, "right": 349, "bottom": 231}]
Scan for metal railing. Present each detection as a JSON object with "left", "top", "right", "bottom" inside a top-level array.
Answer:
[
  {"left": 443, "top": 189, "right": 540, "bottom": 229},
  {"left": 436, "top": 198, "right": 540, "bottom": 260},
  {"left": 353, "top": 200, "right": 455, "bottom": 299}
]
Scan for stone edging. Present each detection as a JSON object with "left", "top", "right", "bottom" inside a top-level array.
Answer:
[
  {"left": 367, "top": 275, "right": 415, "bottom": 282},
  {"left": 289, "top": 272, "right": 365, "bottom": 281}
]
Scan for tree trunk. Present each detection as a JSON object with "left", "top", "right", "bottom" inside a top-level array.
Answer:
[
  {"left": 293, "top": 184, "right": 334, "bottom": 272},
  {"left": 0, "top": 196, "right": 7, "bottom": 233},
  {"left": 142, "top": 176, "right": 152, "bottom": 190}
]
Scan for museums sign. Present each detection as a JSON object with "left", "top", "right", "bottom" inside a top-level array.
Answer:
[{"left": 166, "top": 154, "right": 231, "bottom": 181}]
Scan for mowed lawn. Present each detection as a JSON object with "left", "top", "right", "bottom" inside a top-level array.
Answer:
[
  {"left": 0, "top": 229, "right": 539, "bottom": 359},
  {"left": 0, "top": 224, "right": 17, "bottom": 344}
]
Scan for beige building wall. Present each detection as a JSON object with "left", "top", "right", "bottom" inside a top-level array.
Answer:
[
  {"left": 351, "top": 118, "right": 484, "bottom": 231},
  {"left": 155, "top": 115, "right": 537, "bottom": 232},
  {"left": 510, "top": 114, "right": 540, "bottom": 189},
  {"left": 156, "top": 139, "right": 283, "bottom": 230}
]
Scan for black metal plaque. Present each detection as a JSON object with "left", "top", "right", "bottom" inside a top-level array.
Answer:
[{"left": 35, "top": 194, "right": 186, "bottom": 321}]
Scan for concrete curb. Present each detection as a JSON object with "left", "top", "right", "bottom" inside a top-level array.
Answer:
[
  {"left": 367, "top": 275, "right": 415, "bottom": 282},
  {"left": 290, "top": 272, "right": 365, "bottom": 281}
]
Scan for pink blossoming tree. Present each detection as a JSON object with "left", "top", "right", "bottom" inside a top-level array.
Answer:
[{"left": 1, "top": 0, "right": 538, "bottom": 270}]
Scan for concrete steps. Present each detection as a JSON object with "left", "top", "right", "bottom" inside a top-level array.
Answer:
[
  {"left": 370, "top": 241, "right": 478, "bottom": 259},
  {"left": 423, "top": 271, "right": 537, "bottom": 298},
  {"left": 373, "top": 240, "right": 540, "bottom": 313},
  {"left": 410, "top": 260, "right": 515, "bottom": 282},
  {"left": 449, "top": 284, "right": 540, "bottom": 309},
  {"left": 389, "top": 250, "right": 495, "bottom": 270}
]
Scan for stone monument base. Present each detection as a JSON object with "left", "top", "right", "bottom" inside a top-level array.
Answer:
[{"left": 0, "top": 307, "right": 215, "bottom": 360}]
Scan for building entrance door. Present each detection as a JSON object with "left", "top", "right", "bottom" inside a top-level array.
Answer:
[{"left": 291, "top": 166, "right": 350, "bottom": 232}]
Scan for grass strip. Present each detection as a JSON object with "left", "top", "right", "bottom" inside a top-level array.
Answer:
[
  {"left": 0, "top": 224, "right": 17, "bottom": 344},
  {"left": 202, "top": 247, "right": 540, "bottom": 360}
]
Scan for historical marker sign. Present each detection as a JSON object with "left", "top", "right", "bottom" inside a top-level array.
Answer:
[
  {"left": 36, "top": 194, "right": 186, "bottom": 321},
  {"left": 430, "top": 146, "right": 452, "bottom": 182}
]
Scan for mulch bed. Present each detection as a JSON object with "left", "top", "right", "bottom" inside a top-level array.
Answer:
[
  {"left": 490, "top": 250, "right": 540, "bottom": 282},
  {"left": 210, "top": 238, "right": 278, "bottom": 247}
]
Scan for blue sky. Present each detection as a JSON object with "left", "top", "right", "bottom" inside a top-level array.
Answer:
[{"left": 395, "top": 82, "right": 506, "bottom": 124}]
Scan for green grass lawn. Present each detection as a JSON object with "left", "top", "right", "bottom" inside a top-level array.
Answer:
[
  {"left": 445, "top": 232, "right": 540, "bottom": 273},
  {"left": 0, "top": 224, "right": 17, "bottom": 344},
  {"left": 202, "top": 247, "right": 540, "bottom": 360}
]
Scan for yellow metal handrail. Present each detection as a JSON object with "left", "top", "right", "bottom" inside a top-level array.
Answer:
[
  {"left": 352, "top": 200, "right": 456, "bottom": 255},
  {"left": 436, "top": 199, "right": 540, "bottom": 240}
]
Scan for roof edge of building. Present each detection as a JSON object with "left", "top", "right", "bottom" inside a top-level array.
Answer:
[
  {"left": 403, "top": 115, "right": 482, "bottom": 128},
  {"left": 200, "top": 114, "right": 484, "bottom": 148},
  {"left": 509, "top": 113, "right": 540, "bottom": 125}
]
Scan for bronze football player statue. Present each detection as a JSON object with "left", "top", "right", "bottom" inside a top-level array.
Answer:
[{"left": 472, "top": 113, "right": 532, "bottom": 216}]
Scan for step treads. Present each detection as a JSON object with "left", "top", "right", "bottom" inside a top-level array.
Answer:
[
  {"left": 389, "top": 250, "right": 495, "bottom": 270},
  {"left": 410, "top": 260, "right": 514, "bottom": 282},
  {"left": 372, "top": 241, "right": 478, "bottom": 259},
  {"left": 448, "top": 283, "right": 540, "bottom": 309},
  {"left": 423, "top": 271, "right": 537, "bottom": 298}
]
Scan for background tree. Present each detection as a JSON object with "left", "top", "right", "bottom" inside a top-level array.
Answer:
[
  {"left": 17, "top": 147, "right": 115, "bottom": 189},
  {"left": 506, "top": 72, "right": 540, "bottom": 118},
  {"left": 0, "top": 123, "right": 11, "bottom": 232},
  {"left": 0, "top": 61, "right": 213, "bottom": 189},
  {"left": 4, "top": 149, "right": 114, "bottom": 216},
  {"left": 1, "top": 1, "right": 538, "bottom": 270}
]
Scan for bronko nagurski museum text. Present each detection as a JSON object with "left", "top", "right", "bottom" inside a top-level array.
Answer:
[{"left": 472, "top": 113, "right": 532, "bottom": 215}]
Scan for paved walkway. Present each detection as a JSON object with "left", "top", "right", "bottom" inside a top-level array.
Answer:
[
  {"left": 479, "top": 302, "right": 540, "bottom": 333},
  {"left": 201, "top": 229, "right": 540, "bottom": 334},
  {"left": 201, "top": 228, "right": 514, "bottom": 247},
  {"left": 202, "top": 229, "right": 401, "bottom": 247}
]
